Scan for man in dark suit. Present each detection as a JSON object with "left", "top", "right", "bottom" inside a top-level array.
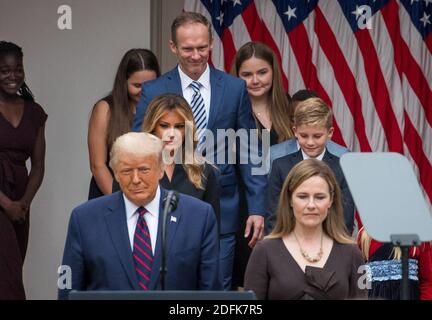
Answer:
[
  {"left": 132, "top": 12, "right": 267, "bottom": 289},
  {"left": 58, "top": 133, "right": 221, "bottom": 299}
]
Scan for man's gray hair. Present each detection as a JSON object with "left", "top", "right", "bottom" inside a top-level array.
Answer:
[{"left": 109, "top": 132, "right": 164, "bottom": 171}]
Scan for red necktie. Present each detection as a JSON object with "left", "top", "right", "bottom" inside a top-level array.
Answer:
[{"left": 132, "top": 206, "right": 153, "bottom": 290}]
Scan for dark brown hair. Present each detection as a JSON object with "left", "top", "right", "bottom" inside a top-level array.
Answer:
[
  {"left": 231, "top": 41, "right": 293, "bottom": 143},
  {"left": 268, "top": 159, "right": 352, "bottom": 243},
  {"left": 105, "top": 48, "right": 160, "bottom": 149}
]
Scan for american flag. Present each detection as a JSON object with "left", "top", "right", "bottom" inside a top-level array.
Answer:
[{"left": 184, "top": 0, "right": 432, "bottom": 211}]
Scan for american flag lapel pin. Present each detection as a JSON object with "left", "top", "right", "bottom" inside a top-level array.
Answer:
[{"left": 170, "top": 215, "right": 177, "bottom": 223}]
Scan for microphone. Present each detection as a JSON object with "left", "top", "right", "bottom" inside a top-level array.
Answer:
[
  {"left": 163, "top": 190, "right": 179, "bottom": 213},
  {"left": 160, "top": 190, "right": 179, "bottom": 290}
]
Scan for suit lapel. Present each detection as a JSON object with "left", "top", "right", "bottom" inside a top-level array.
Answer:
[
  {"left": 165, "top": 67, "right": 183, "bottom": 95},
  {"left": 148, "top": 188, "right": 182, "bottom": 290},
  {"left": 291, "top": 149, "right": 304, "bottom": 165},
  {"left": 207, "top": 68, "right": 223, "bottom": 130},
  {"left": 323, "top": 150, "right": 337, "bottom": 167},
  {"left": 104, "top": 192, "right": 139, "bottom": 289},
  {"left": 322, "top": 150, "right": 342, "bottom": 179}
]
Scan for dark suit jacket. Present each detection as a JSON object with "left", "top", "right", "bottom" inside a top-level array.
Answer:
[
  {"left": 58, "top": 188, "right": 221, "bottom": 299},
  {"left": 160, "top": 163, "right": 220, "bottom": 233},
  {"left": 133, "top": 66, "right": 267, "bottom": 235},
  {"left": 113, "top": 163, "right": 221, "bottom": 231},
  {"left": 265, "top": 150, "right": 355, "bottom": 235}
]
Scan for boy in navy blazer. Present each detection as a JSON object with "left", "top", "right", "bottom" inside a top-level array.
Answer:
[{"left": 266, "top": 98, "right": 355, "bottom": 235}]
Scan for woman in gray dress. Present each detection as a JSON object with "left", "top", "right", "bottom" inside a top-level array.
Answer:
[{"left": 244, "top": 159, "right": 367, "bottom": 300}]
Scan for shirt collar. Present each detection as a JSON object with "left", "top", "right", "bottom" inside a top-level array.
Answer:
[
  {"left": 123, "top": 186, "right": 161, "bottom": 219},
  {"left": 178, "top": 64, "right": 210, "bottom": 91},
  {"left": 301, "top": 148, "right": 326, "bottom": 161}
]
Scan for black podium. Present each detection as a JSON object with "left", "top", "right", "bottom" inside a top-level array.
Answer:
[{"left": 68, "top": 290, "right": 256, "bottom": 300}]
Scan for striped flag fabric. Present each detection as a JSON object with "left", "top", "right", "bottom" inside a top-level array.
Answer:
[{"left": 184, "top": 0, "right": 432, "bottom": 210}]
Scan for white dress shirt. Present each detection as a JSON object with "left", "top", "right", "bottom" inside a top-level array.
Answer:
[
  {"left": 123, "top": 187, "right": 161, "bottom": 255},
  {"left": 301, "top": 148, "right": 326, "bottom": 161},
  {"left": 178, "top": 64, "right": 211, "bottom": 122}
]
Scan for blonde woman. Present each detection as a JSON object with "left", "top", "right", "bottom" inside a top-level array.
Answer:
[
  {"left": 358, "top": 228, "right": 432, "bottom": 299},
  {"left": 245, "top": 159, "right": 366, "bottom": 300},
  {"left": 142, "top": 93, "right": 220, "bottom": 227}
]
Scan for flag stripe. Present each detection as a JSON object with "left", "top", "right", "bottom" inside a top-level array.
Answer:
[
  {"left": 314, "top": 6, "right": 372, "bottom": 151},
  {"left": 369, "top": 8, "right": 405, "bottom": 134},
  {"left": 426, "top": 33, "right": 432, "bottom": 54},
  {"left": 354, "top": 29, "right": 404, "bottom": 153},
  {"left": 377, "top": 0, "right": 432, "bottom": 187},
  {"left": 402, "top": 74, "right": 432, "bottom": 164},
  {"left": 285, "top": 21, "right": 346, "bottom": 146},
  {"left": 229, "top": 13, "right": 251, "bottom": 52},
  {"left": 381, "top": 1, "right": 432, "bottom": 127},
  {"left": 302, "top": 10, "right": 361, "bottom": 150},
  {"left": 184, "top": 0, "right": 432, "bottom": 211},
  {"left": 221, "top": 28, "right": 237, "bottom": 72},
  {"left": 241, "top": 2, "right": 289, "bottom": 90},
  {"left": 318, "top": 0, "right": 390, "bottom": 152},
  {"left": 255, "top": 0, "right": 305, "bottom": 93},
  {"left": 403, "top": 111, "right": 432, "bottom": 203},
  {"left": 399, "top": 3, "right": 432, "bottom": 86}
]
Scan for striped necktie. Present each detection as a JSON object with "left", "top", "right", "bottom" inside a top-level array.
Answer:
[
  {"left": 132, "top": 206, "right": 153, "bottom": 290},
  {"left": 189, "top": 80, "right": 207, "bottom": 146}
]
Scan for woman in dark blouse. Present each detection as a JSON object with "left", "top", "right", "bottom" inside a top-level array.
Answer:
[
  {"left": 87, "top": 49, "right": 160, "bottom": 199},
  {"left": 230, "top": 42, "right": 294, "bottom": 288},
  {"left": 245, "top": 159, "right": 366, "bottom": 300},
  {"left": 141, "top": 93, "right": 220, "bottom": 228}
]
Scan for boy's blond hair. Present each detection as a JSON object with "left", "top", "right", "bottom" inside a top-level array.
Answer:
[{"left": 293, "top": 97, "right": 333, "bottom": 129}]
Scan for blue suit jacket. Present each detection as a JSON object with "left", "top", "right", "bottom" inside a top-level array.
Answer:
[
  {"left": 269, "top": 139, "right": 349, "bottom": 174},
  {"left": 58, "top": 189, "right": 221, "bottom": 299},
  {"left": 133, "top": 67, "right": 267, "bottom": 234},
  {"left": 265, "top": 150, "right": 355, "bottom": 235}
]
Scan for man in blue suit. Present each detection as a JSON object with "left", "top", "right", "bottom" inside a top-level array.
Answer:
[
  {"left": 133, "top": 12, "right": 267, "bottom": 289},
  {"left": 58, "top": 133, "right": 221, "bottom": 299}
]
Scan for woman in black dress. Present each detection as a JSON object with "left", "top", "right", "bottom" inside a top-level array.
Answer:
[
  {"left": 141, "top": 93, "right": 220, "bottom": 227},
  {"left": 87, "top": 49, "right": 160, "bottom": 199},
  {"left": 0, "top": 41, "right": 47, "bottom": 299}
]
